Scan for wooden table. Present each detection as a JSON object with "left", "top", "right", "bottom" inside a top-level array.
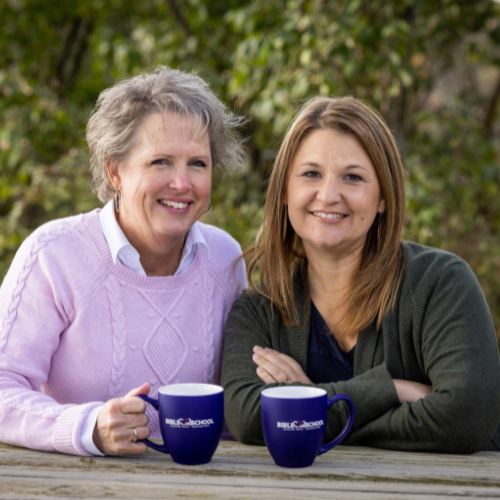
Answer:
[{"left": 1, "top": 440, "right": 499, "bottom": 499}]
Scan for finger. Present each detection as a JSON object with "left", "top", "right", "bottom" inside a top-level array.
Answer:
[
  {"left": 254, "top": 350, "right": 312, "bottom": 384},
  {"left": 270, "top": 351, "right": 312, "bottom": 383},
  {"left": 257, "top": 348, "right": 295, "bottom": 373},
  {"left": 129, "top": 425, "right": 151, "bottom": 442},
  {"left": 261, "top": 348, "right": 312, "bottom": 382},
  {"left": 270, "top": 350, "right": 305, "bottom": 375},
  {"left": 124, "top": 413, "right": 149, "bottom": 430},
  {"left": 125, "top": 383, "right": 151, "bottom": 398},
  {"left": 116, "top": 439, "right": 148, "bottom": 456},
  {"left": 253, "top": 355, "right": 289, "bottom": 382},
  {"left": 108, "top": 421, "right": 150, "bottom": 442},
  {"left": 253, "top": 352, "right": 294, "bottom": 382},
  {"left": 116, "top": 426, "right": 151, "bottom": 456},
  {"left": 105, "top": 423, "right": 151, "bottom": 453},
  {"left": 256, "top": 367, "right": 278, "bottom": 385},
  {"left": 135, "top": 425, "right": 151, "bottom": 440},
  {"left": 253, "top": 345, "right": 310, "bottom": 383},
  {"left": 121, "top": 396, "right": 147, "bottom": 415},
  {"left": 125, "top": 442, "right": 149, "bottom": 455}
]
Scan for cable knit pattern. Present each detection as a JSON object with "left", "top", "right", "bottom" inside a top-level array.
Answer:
[
  {"left": 140, "top": 288, "right": 188, "bottom": 384},
  {"left": 201, "top": 273, "right": 216, "bottom": 384},
  {"left": 144, "top": 289, "right": 182, "bottom": 314},
  {"left": 105, "top": 275, "right": 128, "bottom": 399},
  {"left": 0, "top": 391, "right": 61, "bottom": 419},
  {"left": 0, "top": 223, "right": 76, "bottom": 352},
  {"left": 0, "top": 210, "right": 246, "bottom": 455},
  {"left": 143, "top": 320, "right": 188, "bottom": 384}
]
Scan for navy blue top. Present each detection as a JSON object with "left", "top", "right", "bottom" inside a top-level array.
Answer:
[{"left": 306, "top": 301, "right": 355, "bottom": 384}]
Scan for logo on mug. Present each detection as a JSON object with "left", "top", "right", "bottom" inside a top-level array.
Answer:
[
  {"left": 165, "top": 418, "right": 215, "bottom": 429},
  {"left": 276, "top": 420, "right": 324, "bottom": 431}
]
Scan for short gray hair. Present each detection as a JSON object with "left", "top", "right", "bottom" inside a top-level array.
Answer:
[{"left": 86, "top": 66, "right": 246, "bottom": 202}]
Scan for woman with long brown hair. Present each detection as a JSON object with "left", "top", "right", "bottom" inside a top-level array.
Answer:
[{"left": 221, "top": 96, "right": 500, "bottom": 453}]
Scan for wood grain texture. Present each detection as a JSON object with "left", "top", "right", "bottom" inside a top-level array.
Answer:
[{"left": 0, "top": 441, "right": 499, "bottom": 499}]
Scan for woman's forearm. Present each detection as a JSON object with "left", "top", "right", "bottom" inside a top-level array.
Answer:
[{"left": 0, "top": 371, "right": 102, "bottom": 454}]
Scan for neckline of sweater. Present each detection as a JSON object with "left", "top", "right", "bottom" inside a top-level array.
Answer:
[{"left": 84, "top": 209, "right": 207, "bottom": 290}]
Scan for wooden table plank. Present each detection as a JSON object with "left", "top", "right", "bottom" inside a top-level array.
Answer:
[{"left": 1, "top": 441, "right": 499, "bottom": 499}]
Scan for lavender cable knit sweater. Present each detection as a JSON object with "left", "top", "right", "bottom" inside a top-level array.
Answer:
[{"left": 0, "top": 210, "right": 246, "bottom": 456}]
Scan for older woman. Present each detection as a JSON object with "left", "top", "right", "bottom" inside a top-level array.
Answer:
[
  {"left": 0, "top": 67, "right": 246, "bottom": 456},
  {"left": 222, "top": 96, "right": 500, "bottom": 453}
]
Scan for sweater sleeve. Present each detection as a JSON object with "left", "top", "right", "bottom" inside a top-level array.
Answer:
[
  {"left": 221, "top": 292, "right": 399, "bottom": 445},
  {"left": 0, "top": 233, "right": 101, "bottom": 456},
  {"left": 345, "top": 258, "right": 500, "bottom": 453}
]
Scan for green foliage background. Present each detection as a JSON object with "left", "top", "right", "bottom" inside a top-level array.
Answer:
[{"left": 1, "top": 0, "right": 500, "bottom": 336}]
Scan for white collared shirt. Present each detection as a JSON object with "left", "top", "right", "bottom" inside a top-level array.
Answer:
[
  {"left": 98, "top": 199, "right": 209, "bottom": 277},
  {"left": 80, "top": 200, "right": 209, "bottom": 456}
]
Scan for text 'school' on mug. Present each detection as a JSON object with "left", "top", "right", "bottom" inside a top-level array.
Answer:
[
  {"left": 261, "top": 386, "right": 355, "bottom": 468},
  {"left": 137, "top": 383, "right": 224, "bottom": 466}
]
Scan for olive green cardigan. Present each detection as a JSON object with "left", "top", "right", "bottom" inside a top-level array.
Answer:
[{"left": 221, "top": 243, "right": 500, "bottom": 453}]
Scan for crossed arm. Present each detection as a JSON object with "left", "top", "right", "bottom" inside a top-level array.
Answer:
[{"left": 251, "top": 346, "right": 432, "bottom": 404}]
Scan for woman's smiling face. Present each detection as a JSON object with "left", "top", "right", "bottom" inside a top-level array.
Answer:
[
  {"left": 287, "top": 128, "right": 385, "bottom": 258},
  {"left": 108, "top": 112, "right": 212, "bottom": 254}
]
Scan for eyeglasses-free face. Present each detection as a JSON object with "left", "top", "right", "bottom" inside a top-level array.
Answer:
[
  {"left": 286, "top": 128, "right": 385, "bottom": 261},
  {"left": 107, "top": 112, "right": 212, "bottom": 264}
]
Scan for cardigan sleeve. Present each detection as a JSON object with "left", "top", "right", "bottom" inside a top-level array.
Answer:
[
  {"left": 0, "top": 233, "right": 101, "bottom": 456},
  {"left": 221, "top": 292, "right": 400, "bottom": 445},
  {"left": 345, "top": 258, "right": 500, "bottom": 453}
]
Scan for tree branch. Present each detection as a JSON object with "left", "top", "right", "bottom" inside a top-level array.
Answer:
[
  {"left": 55, "top": 18, "right": 82, "bottom": 88},
  {"left": 484, "top": 72, "right": 500, "bottom": 139},
  {"left": 166, "top": 0, "right": 193, "bottom": 38},
  {"left": 67, "top": 17, "right": 94, "bottom": 90}
]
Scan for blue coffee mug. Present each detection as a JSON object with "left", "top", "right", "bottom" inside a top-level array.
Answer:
[
  {"left": 261, "top": 386, "right": 355, "bottom": 468},
  {"left": 137, "top": 383, "right": 223, "bottom": 466}
]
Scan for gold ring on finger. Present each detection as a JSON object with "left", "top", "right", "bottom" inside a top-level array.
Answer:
[{"left": 132, "top": 428, "right": 138, "bottom": 443}]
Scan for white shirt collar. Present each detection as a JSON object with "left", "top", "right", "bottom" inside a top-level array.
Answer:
[{"left": 98, "top": 200, "right": 209, "bottom": 276}]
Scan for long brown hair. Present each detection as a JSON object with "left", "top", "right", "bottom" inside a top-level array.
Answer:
[{"left": 246, "top": 96, "right": 406, "bottom": 336}]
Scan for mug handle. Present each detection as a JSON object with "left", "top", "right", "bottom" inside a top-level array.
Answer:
[
  {"left": 136, "top": 395, "right": 169, "bottom": 454},
  {"left": 318, "top": 394, "right": 355, "bottom": 455}
]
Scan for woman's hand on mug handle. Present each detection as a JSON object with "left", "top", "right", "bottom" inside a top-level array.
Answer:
[
  {"left": 393, "top": 379, "right": 432, "bottom": 403},
  {"left": 93, "top": 383, "right": 151, "bottom": 455},
  {"left": 252, "top": 346, "right": 312, "bottom": 385}
]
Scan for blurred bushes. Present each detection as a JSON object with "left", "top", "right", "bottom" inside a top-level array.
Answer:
[{"left": 1, "top": 0, "right": 500, "bottom": 334}]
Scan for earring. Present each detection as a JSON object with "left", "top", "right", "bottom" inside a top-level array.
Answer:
[
  {"left": 114, "top": 190, "right": 121, "bottom": 213},
  {"left": 204, "top": 200, "right": 211, "bottom": 214}
]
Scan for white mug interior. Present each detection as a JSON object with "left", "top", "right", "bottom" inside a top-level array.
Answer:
[
  {"left": 261, "top": 386, "right": 326, "bottom": 399},
  {"left": 159, "top": 383, "right": 223, "bottom": 396}
]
